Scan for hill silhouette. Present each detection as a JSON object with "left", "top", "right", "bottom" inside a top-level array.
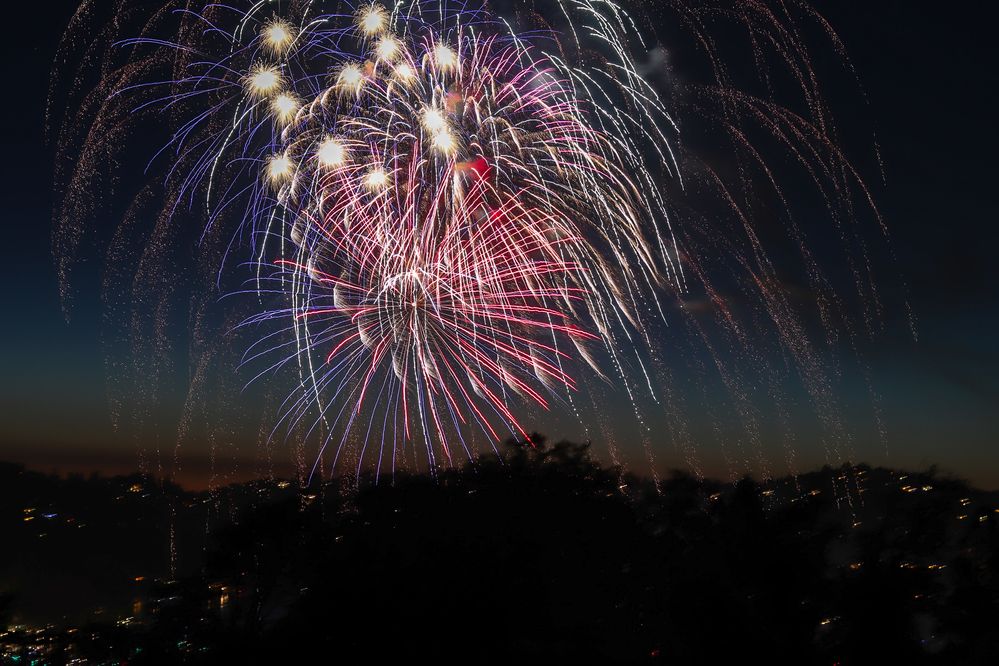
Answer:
[{"left": 2, "top": 436, "right": 998, "bottom": 663}]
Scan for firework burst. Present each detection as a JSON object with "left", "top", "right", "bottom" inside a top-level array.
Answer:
[
  {"left": 218, "top": 4, "right": 679, "bottom": 473},
  {"left": 52, "top": 0, "right": 900, "bottom": 488}
]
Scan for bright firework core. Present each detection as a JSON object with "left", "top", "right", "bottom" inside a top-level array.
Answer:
[
  {"left": 317, "top": 138, "right": 347, "bottom": 167},
  {"left": 270, "top": 93, "right": 299, "bottom": 124},
  {"left": 358, "top": 5, "right": 389, "bottom": 36},
  {"left": 393, "top": 62, "right": 415, "bottom": 80},
  {"left": 267, "top": 153, "right": 293, "bottom": 183},
  {"left": 248, "top": 66, "right": 281, "bottom": 97},
  {"left": 337, "top": 63, "right": 365, "bottom": 94},
  {"left": 375, "top": 36, "right": 399, "bottom": 60},
  {"left": 364, "top": 167, "right": 389, "bottom": 189},
  {"left": 262, "top": 20, "right": 294, "bottom": 54},
  {"left": 433, "top": 43, "right": 458, "bottom": 70}
]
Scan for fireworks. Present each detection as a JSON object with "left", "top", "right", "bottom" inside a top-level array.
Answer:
[
  {"left": 222, "top": 2, "right": 677, "bottom": 470},
  {"left": 262, "top": 19, "right": 295, "bottom": 55},
  {"left": 52, "top": 0, "right": 896, "bottom": 486},
  {"left": 247, "top": 66, "right": 282, "bottom": 98}
]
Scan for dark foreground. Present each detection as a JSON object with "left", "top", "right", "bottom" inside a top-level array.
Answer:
[{"left": 2, "top": 439, "right": 998, "bottom": 664}]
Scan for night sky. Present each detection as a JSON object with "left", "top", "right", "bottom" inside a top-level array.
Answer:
[{"left": 1, "top": 1, "right": 996, "bottom": 488}]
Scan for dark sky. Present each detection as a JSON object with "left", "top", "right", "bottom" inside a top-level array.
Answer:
[{"left": 1, "top": 1, "right": 997, "bottom": 488}]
